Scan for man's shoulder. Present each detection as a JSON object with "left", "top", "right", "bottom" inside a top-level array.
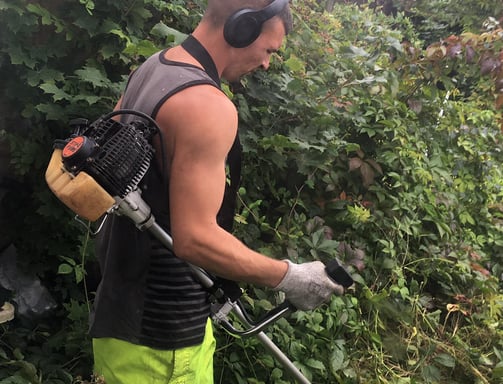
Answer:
[
  {"left": 168, "top": 83, "right": 235, "bottom": 113},
  {"left": 156, "top": 83, "right": 237, "bottom": 134}
]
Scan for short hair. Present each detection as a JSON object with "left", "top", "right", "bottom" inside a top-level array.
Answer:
[{"left": 203, "top": 0, "right": 293, "bottom": 34}]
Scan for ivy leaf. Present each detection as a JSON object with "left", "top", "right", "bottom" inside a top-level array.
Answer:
[
  {"left": 493, "top": 363, "right": 503, "bottom": 379},
  {"left": 26, "top": 4, "right": 53, "bottom": 25},
  {"left": 75, "top": 66, "right": 111, "bottom": 88},
  {"left": 330, "top": 346, "right": 346, "bottom": 373},
  {"left": 8, "top": 45, "right": 37, "bottom": 69},
  {"left": 73, "top": 14, "right": 100, "bottom": 34},
  {"left": 107, "top": 28, "right": 131, "bottom": 45},
  {"left": 346, "top": 44, "right": 369, "bottom": 58},
  {"left": 285, "top": 54, "right": 305, "bottom": 73},
  {"left": 123, "top": 39, "right": 159, "bottom": 58},
  {"left": 39, "top": 83, "right": 70, "bottom": 102},
  {"left": 151, "top": 22, "right": 187, "bottom": 45},
  {"left": 58, "top": 263, "right": 73, "bottom": 275},
  {"left": 421, "top": 364, "right": 441, "bottom": 382},
  {"left": 74, "top": 94, "right": 102, "bottom": 105},
  {"left": 434, "top": 353, "right": 456, "bottom": 368},
  {"left": 26, "top": 68, "right": 64, "bottom": 86},
  {"left": 34, "top": 102, "right": 65, "bottom": 120},
  {"left": 305, "top": 358, "right": 325, "bottom": 371},
  {"left": 386, "top": 36, "right": 403, "bottom": 52}
]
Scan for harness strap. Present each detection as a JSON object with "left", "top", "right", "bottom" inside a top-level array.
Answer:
[{"left": 182, "top": 35, "right": 220, "bottom": 87}]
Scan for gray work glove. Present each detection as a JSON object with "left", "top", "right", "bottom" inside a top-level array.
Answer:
[{"left": 273, "top": 260, "right": 344, "bottom": 311}]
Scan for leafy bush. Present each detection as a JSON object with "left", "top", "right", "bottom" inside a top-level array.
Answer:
[
  {"left": 1, "top": 1, "right": 502, "bottom": 383},
  {"left": 392, "top": 0, "right": 503, "bottom": 44},
  {"left": 221, "top": 1, "right": 503, "bottom": 382},
  {"left": 0, "top": 0, "right": 198, "bottom": 381}
]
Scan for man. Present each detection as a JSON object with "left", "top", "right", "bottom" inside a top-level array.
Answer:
[{"left": 90, "top": 1, "right": 345, "bottom": 383}]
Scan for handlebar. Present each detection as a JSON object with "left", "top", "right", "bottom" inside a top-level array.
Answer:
[
  {"left": 213, "top": 259, "right": 354, "bottom": 337},
  {"left": 325, "top": 259, "right": 354, "bottom": 288}
]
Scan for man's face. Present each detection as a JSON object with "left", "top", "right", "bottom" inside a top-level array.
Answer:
[{"left": 222, "top": 17, "right": 286, "bottom": 82}]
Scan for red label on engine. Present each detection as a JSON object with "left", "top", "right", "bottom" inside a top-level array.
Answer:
[{"left": 62, "top": 136, "right": 85, "bottom": 158}]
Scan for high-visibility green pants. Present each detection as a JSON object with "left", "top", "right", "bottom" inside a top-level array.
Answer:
[{"left": 92, "top": 320, "right": 215, "bottom": 384}]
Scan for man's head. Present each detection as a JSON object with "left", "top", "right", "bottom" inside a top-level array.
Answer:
[
  {"left": 196, "top": 0, "right": 293, "bottom": 82},
  {"left": 203, "top": 0, "right": 293, "bottom": 48}
]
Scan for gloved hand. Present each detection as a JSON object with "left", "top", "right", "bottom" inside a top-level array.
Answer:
[{"left": 273, "top": 260, "right": 344, "bottom": 311}]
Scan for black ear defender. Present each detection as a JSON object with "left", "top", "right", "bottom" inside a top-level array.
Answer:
[{"left": 223, "top": 0, "right": 289, "bottom": 48}]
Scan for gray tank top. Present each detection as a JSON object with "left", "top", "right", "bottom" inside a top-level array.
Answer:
[
  {"left": 121, "top": 49, "right": 220, "bottom": 119},
  {"left": 89, "top": 49, "right": 232, "bottom": 349}
]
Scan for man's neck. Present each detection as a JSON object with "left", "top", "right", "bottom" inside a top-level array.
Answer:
[
  {"left": 191, "top": 25, "right": 228, "bottom": 79},
  {"left": 181, "top": 35, "right": 220, "bottom": 85}
]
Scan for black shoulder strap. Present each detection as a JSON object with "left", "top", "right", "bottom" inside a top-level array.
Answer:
[{"left": 181, "top": 35, "right": 220, "bottom": 87}]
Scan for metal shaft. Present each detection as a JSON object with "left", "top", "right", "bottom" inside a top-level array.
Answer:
[
  {"left": 256, "top": 332, "right": 311, "bottom": 384},
  {"left": 232, "top": 305, "right": 311, "bottom": 384},
  {"left": 116, "top": 193, "right": 312, "bottom": 383}
]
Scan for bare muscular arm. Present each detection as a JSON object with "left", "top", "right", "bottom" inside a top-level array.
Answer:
[{"left": 155, "top": 84, "right": 288, "bottom": 288}]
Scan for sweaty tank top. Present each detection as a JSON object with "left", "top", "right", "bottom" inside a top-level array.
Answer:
[{"left": 89, "top": 36, "right": 242, "bottom": 349}]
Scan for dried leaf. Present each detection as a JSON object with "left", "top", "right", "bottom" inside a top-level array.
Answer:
[
  {"left": 407, "top": 98, "right": 423, "bottom": 113},
  {"left": 366, "top": 158, "right": 383, "bottom": 174},
  {"left": 349, "top": 157, "right": 363, "bottom": 171},
  {"left": 360, "top": 162, "right": 375, "bottom": 187}
]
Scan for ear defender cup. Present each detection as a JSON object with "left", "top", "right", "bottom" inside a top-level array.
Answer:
[{"left": 223, "top": 0, "right": 289, "bottom": 48}]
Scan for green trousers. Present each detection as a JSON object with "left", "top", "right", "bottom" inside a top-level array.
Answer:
[{"left": 92, "top": 319, "right": 215, "bottom": 384}]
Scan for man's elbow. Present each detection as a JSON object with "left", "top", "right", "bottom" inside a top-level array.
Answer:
[{"left": 171, "top": 232, "right": 205, "bottom": 262}]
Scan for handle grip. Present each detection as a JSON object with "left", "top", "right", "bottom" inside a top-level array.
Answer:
[
  {"left": 219, "top": 259, "right": 354, "bottom": 334},
  {"left": 325, "top": 259, "right": 353, "bottom": 288}
]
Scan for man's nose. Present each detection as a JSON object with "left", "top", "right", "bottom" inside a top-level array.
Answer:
[{"left": 261, "top": 58, "right": 270, "bottom": 70}]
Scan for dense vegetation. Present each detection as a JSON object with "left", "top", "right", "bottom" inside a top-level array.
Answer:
[{"left": 0, "top": 0, "right": 502, "bottom": 383}]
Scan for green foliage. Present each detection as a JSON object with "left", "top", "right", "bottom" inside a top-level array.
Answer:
[
  {"left": 224, "top": 1, "right": 503, "bottom": 383},
  {"left": 0, "top": 0, "right": 194, "bottom": 382},
  {"left": 393, "top": 0, "right": 503, "bottom": 44},
  {"left": 1, "top": 0, "right": 502, "bottom": 383}
]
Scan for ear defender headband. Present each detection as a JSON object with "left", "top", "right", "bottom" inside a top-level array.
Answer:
[{"left": 223, "top": 0, "right": 289, "bottom": 48}]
